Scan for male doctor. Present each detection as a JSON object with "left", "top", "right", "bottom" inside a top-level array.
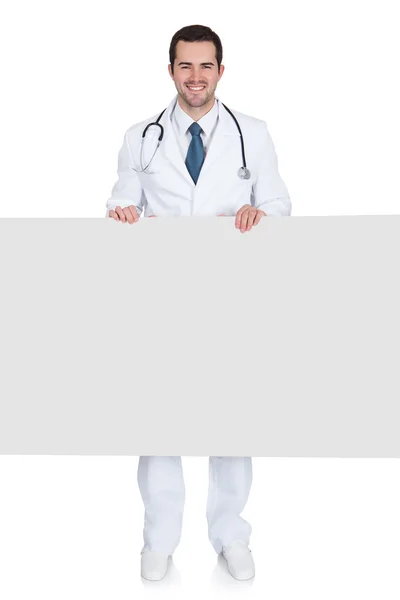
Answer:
[{"left": 106, "top": 24, "right": 291, "bottom": 582}]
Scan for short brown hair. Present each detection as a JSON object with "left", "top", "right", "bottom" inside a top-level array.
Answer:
[{"left": 169, "top": 25, "right": 223, "bottom": 74}]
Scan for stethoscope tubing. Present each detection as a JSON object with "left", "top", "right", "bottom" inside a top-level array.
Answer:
[{"left": 134, "top": 103, "right": 250, "bottom": 178}]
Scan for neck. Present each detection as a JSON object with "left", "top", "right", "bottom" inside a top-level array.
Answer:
[{"left": 178, "top": 94, "right": 215, "bottom": 121}]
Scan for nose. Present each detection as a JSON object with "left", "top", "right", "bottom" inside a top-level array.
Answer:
[{"left": 187, "top": 66, "right": 205, "bottom": 82}]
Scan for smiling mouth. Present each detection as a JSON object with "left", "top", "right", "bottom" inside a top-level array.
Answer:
[{"left": 186, "top": 85, "right": 206, "bottom": 92}]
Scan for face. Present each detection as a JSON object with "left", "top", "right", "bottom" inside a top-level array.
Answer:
[{"left": 168, "top": 40, "right": 224, "bottom": 109}]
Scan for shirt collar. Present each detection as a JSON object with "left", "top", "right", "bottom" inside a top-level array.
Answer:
[{"left": 173, "top": 96, "right": 219, "bottom": 136}]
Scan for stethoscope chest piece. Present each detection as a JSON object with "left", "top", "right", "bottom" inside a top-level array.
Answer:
[{"left": 238, "top": 167, "right": 251, "bottom": 180}]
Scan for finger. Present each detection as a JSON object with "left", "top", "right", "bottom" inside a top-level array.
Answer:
[
  {"left": 254, "top": 210, "right": 264, "bottom": 226},
  {"left": 127, "top": 205, "right": 140, "bottom": 223},
  {"left": 123, "top": 207, "right": 135, "bottom": 224},
  {"left": 115, "top": 206, "right": 126, "bottom": 222},
  {"left": 235, "top": 205, "right": 248, "bottom": 227},
  {"left": 246, "top": 209, "right": 258, "bottom": 230},
  {"left": 240, "top": 211, "right": 249, "bottom": 233},
  {"left": 108, "top": 210, "right": 119, "bottom": 221},
  {"left": 235, "top": 205, "right": 251, "bottom": 228}
]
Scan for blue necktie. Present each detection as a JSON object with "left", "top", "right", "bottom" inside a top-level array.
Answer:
[{"left": 185, "top": 122, "right": 204, "bottom": 184}]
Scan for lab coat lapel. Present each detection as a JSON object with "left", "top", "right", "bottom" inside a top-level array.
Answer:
[
  {"left": 193, "top": 100, "right": 241, "bottom": 212},
  {"left": 196, "top": 100, "right": 240, "bottom": 186},
  {"left": 162, "top": 97, "right": 195, "bottom": 187}
]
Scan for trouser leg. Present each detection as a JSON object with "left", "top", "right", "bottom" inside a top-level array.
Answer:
[
  {"left": 206, "top": 456, "right": 253, "bottom": 554},
  {"left": 137, "top": 456, "right": 185, "bottom": 555}
]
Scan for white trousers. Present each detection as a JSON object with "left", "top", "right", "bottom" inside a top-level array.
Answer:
[{"left": 137, "top": 456, "right": 253, "bottom": 555}]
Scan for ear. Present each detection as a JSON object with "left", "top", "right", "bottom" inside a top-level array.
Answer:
[
  {"left": 168, "top": 64, "right": 174, "bottom": 80},
  {"left": 218, "top": 64, "right": 225, "bottom": 82}
]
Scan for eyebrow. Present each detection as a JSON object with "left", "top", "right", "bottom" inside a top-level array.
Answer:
[{"left": 177, "top": 61, "right": 215, "bottom": 67}]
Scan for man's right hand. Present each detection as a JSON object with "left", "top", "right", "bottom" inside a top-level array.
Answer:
[{"left": 108, "top": 205, "right": 140, "bottom": 224}]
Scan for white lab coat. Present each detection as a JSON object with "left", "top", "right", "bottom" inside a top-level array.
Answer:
[
  {"left": 107, "top": 96, "right": 291, "bottom": 556},
  {"left": 106, "top": 95, "right": 291, "bottom": 218}
]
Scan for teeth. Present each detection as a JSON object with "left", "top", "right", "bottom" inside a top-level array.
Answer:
[{"left": 187, "top": 86, "right": 204, "bottom": 90}]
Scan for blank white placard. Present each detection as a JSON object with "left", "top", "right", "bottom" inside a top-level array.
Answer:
[{"left": 0, "top": 216, "right": 399, "bottom": 456}]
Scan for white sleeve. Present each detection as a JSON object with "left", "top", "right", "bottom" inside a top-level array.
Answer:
[
  {"left": 106, "top": 132, "right": 144, "bottom": 217},
  {"left": 253, "top": 122, "right": 292, "bottom": 216}
]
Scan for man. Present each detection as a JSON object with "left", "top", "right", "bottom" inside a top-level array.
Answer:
[{"left": 106, "top": 24, "right": 291, "bottom": 582}]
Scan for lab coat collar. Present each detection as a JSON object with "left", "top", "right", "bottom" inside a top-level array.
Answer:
[
  {"left": 162, "top": 94, "right": 240, "bottom": 187},
  {"left": 173, "top": 96, "right": 219, "bottom": 137}
]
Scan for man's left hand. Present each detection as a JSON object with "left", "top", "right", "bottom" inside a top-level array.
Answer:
[{"left": 235, "top": 205, "right": 266, "bottom": 233}]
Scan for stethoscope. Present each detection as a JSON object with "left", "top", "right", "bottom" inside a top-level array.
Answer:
[{"left": 132, "top": 102, "right": 251, "bottom": 179}]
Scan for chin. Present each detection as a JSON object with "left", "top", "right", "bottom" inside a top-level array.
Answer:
[{"left": 186, "top": 94, "right": 208, "bottom": 105}]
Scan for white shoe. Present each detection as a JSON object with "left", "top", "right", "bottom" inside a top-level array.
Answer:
[
  {"left": 222, "top": 540, "right": 255, "bottom": 580},
  {"left": 140, "top": 549, "right": 170, "bottom": 581}
]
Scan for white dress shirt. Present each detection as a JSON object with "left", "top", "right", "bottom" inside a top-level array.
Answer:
[{"left": 171, "top": 97, "right": 219, "bottom": 163}]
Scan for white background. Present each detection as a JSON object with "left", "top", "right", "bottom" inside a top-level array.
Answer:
[{"left": 0, "top": 0, "right": 399, "bottom": 598}]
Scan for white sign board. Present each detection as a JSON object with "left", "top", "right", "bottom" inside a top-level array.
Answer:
[{"left": 0, "top": 216, "right": 399, "bottom": 456}]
